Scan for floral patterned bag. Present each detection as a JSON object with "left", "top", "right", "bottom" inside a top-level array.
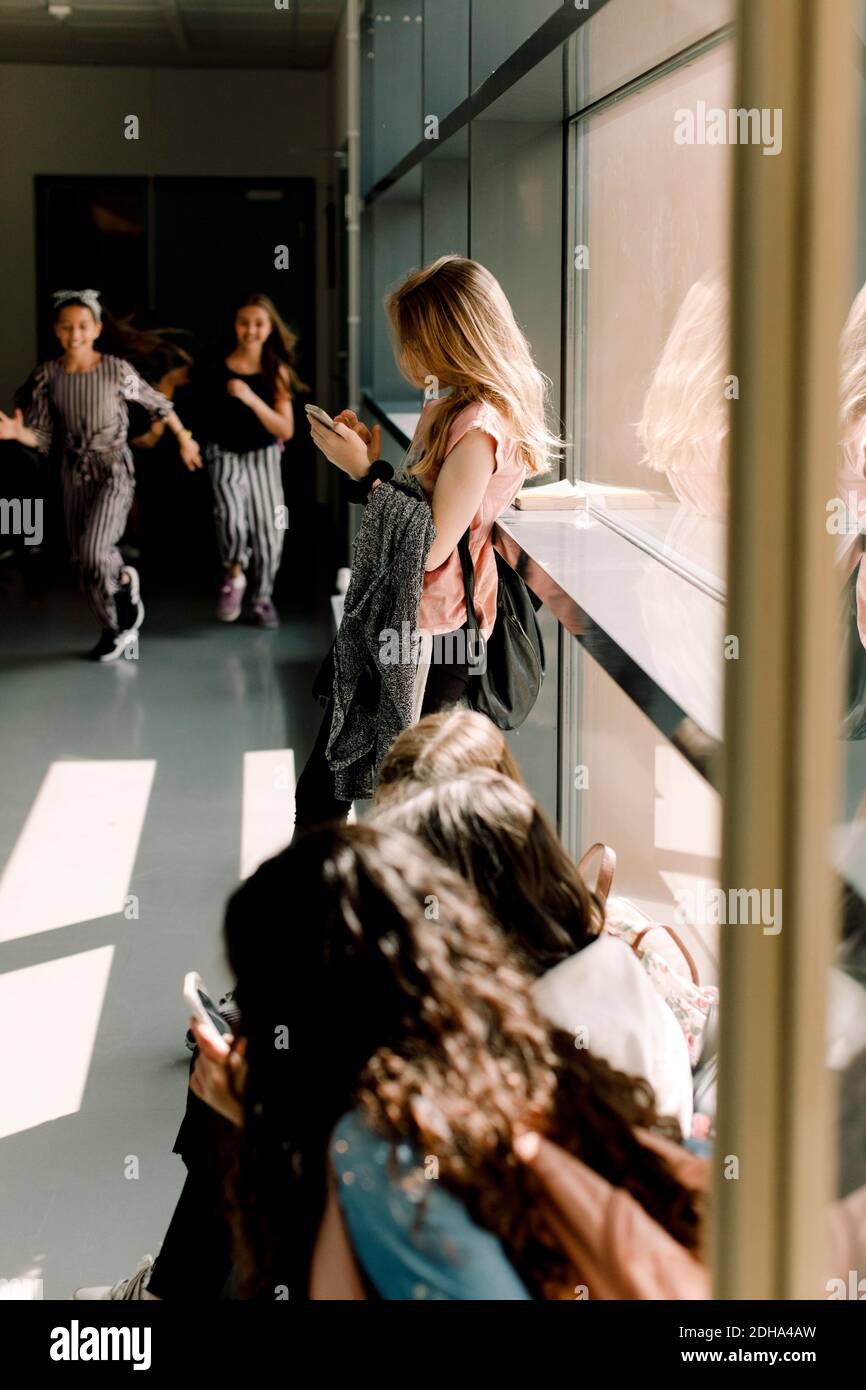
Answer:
[{"left": 578, "top": 843, "right": 718, "bottom": 1068}]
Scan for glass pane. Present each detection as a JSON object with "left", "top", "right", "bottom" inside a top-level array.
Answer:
[
  {"left": 423, "top": 0, "right": 469, "bottom": 121},
  {"left": 834, "top": 0, "right": 866, "bottom": 1244},
  {"left": 362, "top": 2, "right": 424, "bottom": 191},
  {"left": 363, "top": 167, "right": 422, "bottom": 405},
  {"left": 471, "top": 50, "right": 565, "bottom": 432},
  {"left": 422, "top": 128, "right": 469, "bottom": 261},
  {"left": 572, "top": 0, "right": 733, "bottom": 114},
  {"left": 559, "top": 31, "right": 735, "bottom": 1158},
  {"left": 575, "top": 39, "right": 733, "bottom": 588},
  {"left": 578, "top": 648, "right": 721, "bottom": 987},
  {"left": 470, "top": 0, "right": 561, "bottom": 89}
]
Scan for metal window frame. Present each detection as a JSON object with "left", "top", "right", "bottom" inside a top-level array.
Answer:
[
  {"left": 712, "top": 0, "right": 856, "bottom": 1300},
  {"left": 363, "top": 0, "right": 613, "bottom": 209}
]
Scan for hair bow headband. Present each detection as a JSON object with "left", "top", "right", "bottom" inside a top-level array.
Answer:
[{"left": 52, "top": 288, "right": 102, "bottom": 321}]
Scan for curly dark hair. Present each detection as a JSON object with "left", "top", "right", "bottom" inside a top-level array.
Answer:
[{"left": 224, "top": 823, "right": 702, "bottom": 1300}]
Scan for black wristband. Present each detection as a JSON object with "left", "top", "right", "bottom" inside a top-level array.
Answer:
[{"left": 344, "top": 459, "right": 394, "bottom": 504}]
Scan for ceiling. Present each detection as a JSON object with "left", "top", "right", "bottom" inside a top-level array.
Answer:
[{"left": 0, "top": 0, "right": 346, "bottom": 69}]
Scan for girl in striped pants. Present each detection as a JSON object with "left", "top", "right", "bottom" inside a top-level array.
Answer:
[
  {"left": 0, "top": 290, "right": 202, "bottom": 661},
  {"left": 195, "top": 294, "right": 304, "bottom": 629}
]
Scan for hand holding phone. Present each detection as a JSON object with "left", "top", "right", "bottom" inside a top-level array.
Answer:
[
  {"left": 183, "top": 971, "right": 231, "bottom": 1056},
  {"left": 304, "top": 404, "right": 339, "bottom": 432},
  {"left": 306, "top": 405, "right": 376, "bottom": 479}
]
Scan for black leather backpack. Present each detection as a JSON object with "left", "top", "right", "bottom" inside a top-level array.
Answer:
[{"left": 457, "top": 530, "right": 544, "bottom": 731}]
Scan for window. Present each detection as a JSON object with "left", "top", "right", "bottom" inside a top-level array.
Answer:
[
  {"left": 561, "top": 8, "right": 734, "bottom": 979},
  {"left": 572, "top": 38, "right": 733, "bottom": 588}
]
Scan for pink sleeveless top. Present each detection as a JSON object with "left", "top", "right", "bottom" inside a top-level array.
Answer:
[{"left": 413, "top": 400, "right": 526, "bottom": 639}]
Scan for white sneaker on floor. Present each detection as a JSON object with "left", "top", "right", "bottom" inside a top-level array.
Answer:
[
  {"left": 217, "top": 574, "right": 246, "bottom": 622},
  {"left": 88, "top": 628, "right": 134, "bottom": 664},
  {"left": 73, "top": 1253, "right": 154, "bottom": 1301},
  {"left": 116, "top": 565, "right": 145, "bottom": 637}
]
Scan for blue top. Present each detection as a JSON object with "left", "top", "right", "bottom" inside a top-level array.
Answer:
[{"left": 330, "top": 1110, "right": 531, "bottom": 1301}]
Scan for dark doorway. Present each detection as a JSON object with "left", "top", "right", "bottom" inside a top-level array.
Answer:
[
  {"left": 35, "top": 178, "right": 150, "bottom": 360},
  {"left": 35, "top": 174, "right": 316, "bottom": 386},
  {"left": 154, "top": 176, "right": 316, "bottom": 383}
]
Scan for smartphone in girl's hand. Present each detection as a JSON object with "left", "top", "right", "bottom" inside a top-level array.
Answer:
[
  {"left": 305, "top": 404, "right": 340, "bottom": 432},
  {"left": 183, "top": 971, "right": 231, "bottom": 1055}
]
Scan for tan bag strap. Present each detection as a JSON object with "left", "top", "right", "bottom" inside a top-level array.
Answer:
[
  {"left": 309, "top": 1180, "right": 368, "bottom": 1300},
  {"left": 577, "top": 843, "right": 700, "bottom": 984},
  {"left": 577, "top": 842, "right": 616, "bottom": 907},
  {"left": 631, "top": 925, "right": 700, "bottom": 986}
]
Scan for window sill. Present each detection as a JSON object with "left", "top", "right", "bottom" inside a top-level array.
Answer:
[
  {"left": 362, "top": 393, "right": 420, "bottom": 452},
  {"left": 497, "top": 508, "right": 725, "bottom": 782}
]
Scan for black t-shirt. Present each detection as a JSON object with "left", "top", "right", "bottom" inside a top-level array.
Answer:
[{"left": 193, "top": 362, "right": 280, "bottom": 454}]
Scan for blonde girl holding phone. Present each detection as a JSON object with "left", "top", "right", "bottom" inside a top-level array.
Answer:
[{"left": 299, "top": 255, "right": 558, "bottom": 827}]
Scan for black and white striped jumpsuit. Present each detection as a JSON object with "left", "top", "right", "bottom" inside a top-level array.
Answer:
[
  {"left": 197, "top": 364, "right": 286, "bottom": 603},
  {"left": 23, "top": 356, "right": 172, "bottom": 631}
]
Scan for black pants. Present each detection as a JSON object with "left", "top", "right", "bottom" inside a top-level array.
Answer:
[
  {"left": 146, "top": 1168, "right": 232, "bottom": 1300},
  {"left": 293, "top": 627, "right": 472, "bottom": 831},
  {"left": 147, "top": 1090, "right": 235, "bottom": 1300}
]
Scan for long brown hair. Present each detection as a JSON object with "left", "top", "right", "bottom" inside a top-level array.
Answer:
[
  {"left": 224, "top": 825, "right": 701, "bottom": 1299},
  {"left": 229, "top": 292, "right": 308, "bottom": 400},
  {"left": 385, "top": 256, "right": 559, "bottom": 483},
  {"left": 374, "top": 770, "right": 604, "bottom": 973}
]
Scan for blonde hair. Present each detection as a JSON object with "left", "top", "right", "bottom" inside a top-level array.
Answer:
[
  {"left": 636, "top": 276, "right": 729, "bottom": 478},
  {"left": 385, "top": 256, "right": 559, "bottom": 481},
  {"left": 374, "top": 708, "right": 526, "bottom": 807},
  {"left": 840, "top": 282, "right": 866, "bottom": 477}
]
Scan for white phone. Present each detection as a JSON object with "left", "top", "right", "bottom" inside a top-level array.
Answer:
[
  {"left": 305, "top": 403, "right": 340, "bottom": 432},
  {"left": 183, "top": 971, "right": 231, "bottom": 1055}
]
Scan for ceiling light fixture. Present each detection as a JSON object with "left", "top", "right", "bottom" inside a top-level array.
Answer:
[{"left": 47, "top": 3, "right": 73, "bottom": 20}]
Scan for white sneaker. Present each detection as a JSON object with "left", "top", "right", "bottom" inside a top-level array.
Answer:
[
  {"left": 73, "top": 1253, "right": 154, "bottom": 1301},
  {"left": 217, "top": 574, "right": 247, "bottom": 622},
  {"left": 88, "top": 628, "right": 133, "bottom": 664},
  {"left": 116, "top": 565, "right": 145, "bottom": 637}
]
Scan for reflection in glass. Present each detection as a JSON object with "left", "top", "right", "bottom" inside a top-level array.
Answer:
[
  {"left": 574, "top": 0, "right": 733, "bottom": 115},
  {"left": 840, "top": 286, "right": 866, "bottom": 744},
  {"left": 836, "top": 270, "right": 866, "bottom": 1233},
  {"left": 574, "top": 41, "right": 732, "bottom": 588},
  {"left": 637, "top": 276, "right": 729, "bottom": 521}
]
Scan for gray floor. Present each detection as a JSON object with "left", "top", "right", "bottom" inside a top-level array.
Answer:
[{"left": 0, "top": 568, "right": 330, "bottom": 1299}]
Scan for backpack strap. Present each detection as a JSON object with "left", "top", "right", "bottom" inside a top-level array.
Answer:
[
  {"left": 630, "top": 925, "right": 700, "bottom": 986},
  {"left": 457, "top": 529, "right": 483, "bottom": 648},
  {"left": 577, "top": 842, "right": 617, "bottom": 907}
]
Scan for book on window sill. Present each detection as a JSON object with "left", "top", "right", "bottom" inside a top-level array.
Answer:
[{"left": 514, "top": 479, "right": 658, "bottom": 510}]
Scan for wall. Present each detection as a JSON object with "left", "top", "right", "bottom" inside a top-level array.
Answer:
[
  {"left": 0, "top": 63, "right": 335, "bottom": 403},
  {"left": 332, "top": 0, "right": 350, "bottom": 149}
]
